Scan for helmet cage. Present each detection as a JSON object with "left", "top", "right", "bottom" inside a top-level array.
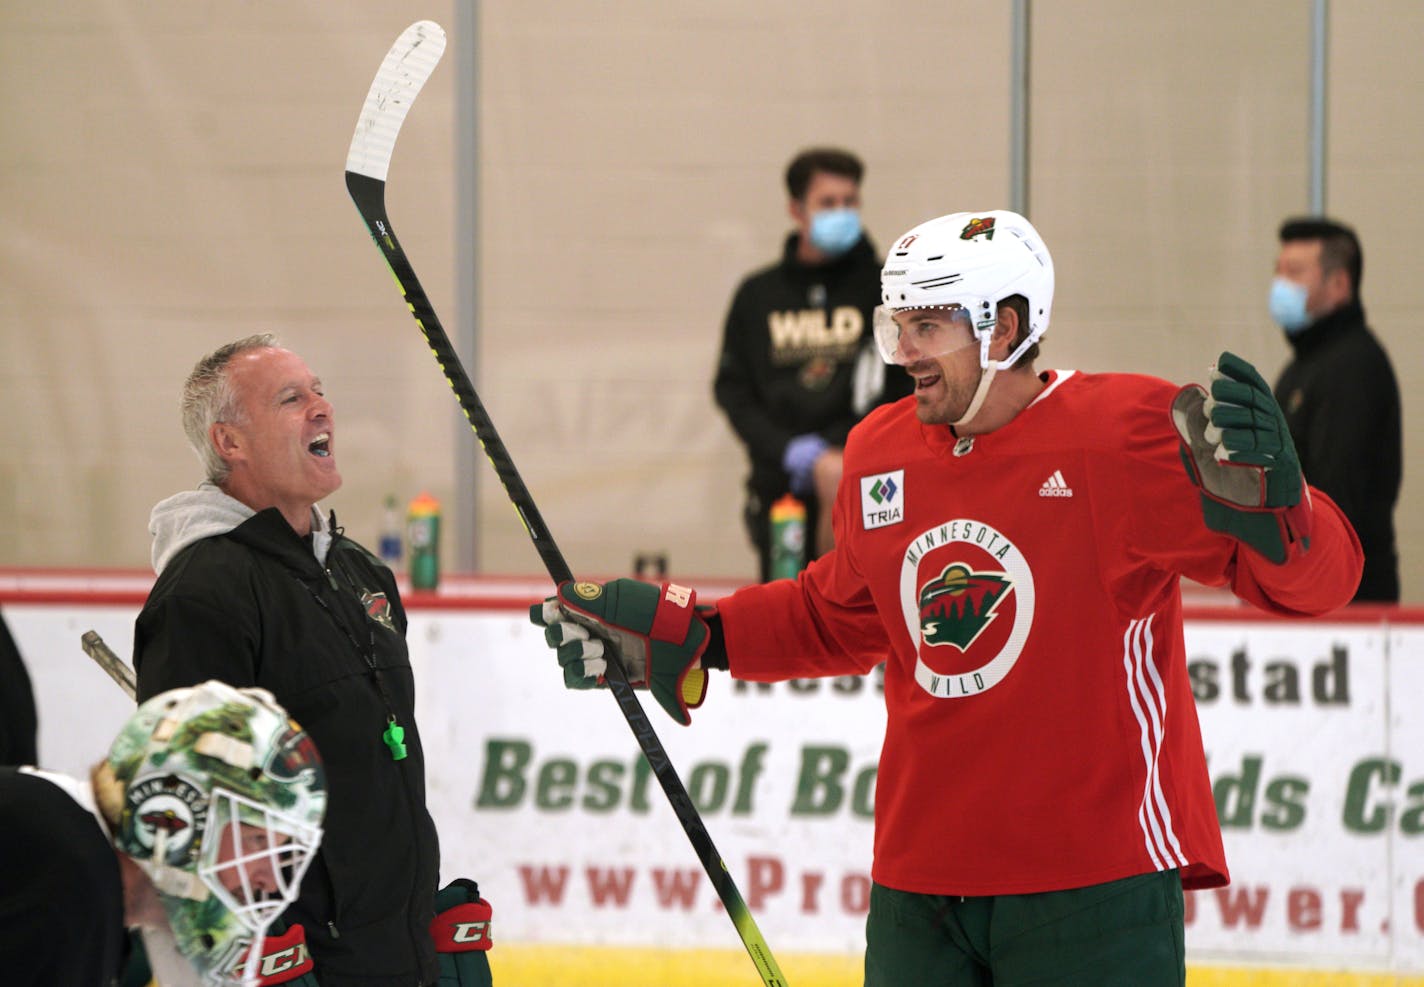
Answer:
[{"left": 198, "top": 786, "right": 322, "bottom": 934}]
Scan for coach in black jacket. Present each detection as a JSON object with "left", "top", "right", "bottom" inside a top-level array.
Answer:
[
  {"left": 1270, "top": 217, "right": 1401, "bottom": 602},
  {"left": 134, "top": 334, "right": 441, "bottom": 986}
]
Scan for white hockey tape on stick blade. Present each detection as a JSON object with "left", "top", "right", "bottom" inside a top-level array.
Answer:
[{"left": 345, "top": 20, "right": 447, "bottom": 182}]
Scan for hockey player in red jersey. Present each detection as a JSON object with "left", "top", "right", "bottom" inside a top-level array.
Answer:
[{"left": 532, "top": 209, "right": 1363, "bottom": 984}]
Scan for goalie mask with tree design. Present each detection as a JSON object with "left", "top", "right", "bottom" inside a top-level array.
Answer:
[{"left": 101, "top": 681, "right": 326, "bottom": 985}]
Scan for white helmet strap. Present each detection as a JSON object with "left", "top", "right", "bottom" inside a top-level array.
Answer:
[
  {"left": 981, "top": 302, "right": 1040, "bottom": 373},
  {"left": 952, "top": 364, "right": 997, "bottom": 428}
]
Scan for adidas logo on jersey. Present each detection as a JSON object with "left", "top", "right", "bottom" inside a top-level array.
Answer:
[{"left": 1039, "top": 470, "right": 1073, "bottom": 498}]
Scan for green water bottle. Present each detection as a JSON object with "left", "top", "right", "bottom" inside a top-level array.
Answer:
[
  {"left": 768, "top": 493, "right": 807, "bottom": 581},
  {"left": 407, "top": 491, "right": 441, "bottom": 590}
]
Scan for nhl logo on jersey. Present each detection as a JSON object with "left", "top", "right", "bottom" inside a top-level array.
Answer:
[
  {"left": 898, "top": 518, "right": 1036, "bottom": 699},
  {"left": 860, "top": 470, "right": 905, "bottom": 530}
]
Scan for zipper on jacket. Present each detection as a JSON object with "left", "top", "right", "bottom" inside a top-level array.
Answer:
[
  {"left": 306, "top": 543, "right": 439, "bottom": 977},
  {"left": 298, "top": 562, "right": 408, "bottom": 761}
]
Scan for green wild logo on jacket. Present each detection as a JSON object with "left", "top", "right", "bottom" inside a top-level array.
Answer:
[{"left": 361, "top": 589, "right": 396, "bottom": 632}]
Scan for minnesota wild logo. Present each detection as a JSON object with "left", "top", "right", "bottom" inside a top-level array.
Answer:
[
  {"left": 798, "top": 354, "right": 836, "bottom": 391},
  {"left": 918, "top": 563, "right": 1013, "bottom": 651},
  {"left": 361, "top": 589, "right": 396, "bottom": 632},
  {"left": 125, "top": 775, "right": 209, "bottom": 865},
  {"left": 267, "top": 723, "right": 324, "bottom": 792},
  {"left": 898, "top": 519, "right": 1036, "bottom": 699},
  {"left": 960, "top": 216, "right": 996, "bottom": 240}
]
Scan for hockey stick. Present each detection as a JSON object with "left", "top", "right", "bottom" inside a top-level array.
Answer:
[
  {"left": 81, "top": 630, "right": 137, "bottom": 700},
  {"left": 344, "top": 23, "right": 787, "bottom": 986}
]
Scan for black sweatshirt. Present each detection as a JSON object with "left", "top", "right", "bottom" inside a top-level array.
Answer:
[
  {"left": 714, "top": 233, "right": 914, "bottom": 505},
  {"left": 0, "top": 768, "right": 126, "bottom": 986},
  {"left": 1274, "top": 300, "right": 1401, "bottom": 602}
]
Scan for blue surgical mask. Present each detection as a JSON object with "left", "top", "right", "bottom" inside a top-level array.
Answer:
[
  {"left": 809, "top": 208, "right": 861, "bottom": 257},
  {"left": 1269, "top": 277, "right": 1311, "bottom": 335}
]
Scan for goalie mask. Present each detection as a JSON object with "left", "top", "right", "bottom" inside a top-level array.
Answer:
[
  {"left": 105, "top": 681, "right": 326, "bottom": 986},
  {"left": 875, "top": 210, "right": 1054, "bottom": 370}
]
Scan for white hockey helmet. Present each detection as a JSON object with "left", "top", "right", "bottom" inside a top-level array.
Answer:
[
  {"left": 875, "top": 210, "right": 1054, "bottom": 369},
  {"left": 105, "top": 681, "right": 326, "bottom": 985}
]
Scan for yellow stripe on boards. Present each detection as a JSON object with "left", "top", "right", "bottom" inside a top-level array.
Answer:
[
  {"left": 1190, "top": 967, "right": 1424, "bottom": 987},
  {"left": 487, "top": 946, "right": 855, "bottom": 986},
  {"left": 484, "top": 946, "right": 1424, "bottom": 987}
]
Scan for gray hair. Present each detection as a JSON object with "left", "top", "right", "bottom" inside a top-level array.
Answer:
[{"left": 181, "top": 333, "right": 277, "bottom": 484}]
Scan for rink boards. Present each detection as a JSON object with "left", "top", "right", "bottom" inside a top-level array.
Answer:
[{"left": 4, "top": 571, "right": 1422, "bottom": 985}]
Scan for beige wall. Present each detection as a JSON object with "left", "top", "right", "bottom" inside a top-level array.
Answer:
[{"left": 2, "top": 2, "right": 1419, "bottom": 600}]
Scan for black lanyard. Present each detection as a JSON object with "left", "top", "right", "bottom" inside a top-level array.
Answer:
[{"left": 295, "top": 565, "right": 409, "bottom": 762}]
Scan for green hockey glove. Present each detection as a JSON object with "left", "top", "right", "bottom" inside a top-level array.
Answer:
[
  {"left": 1172, "top": 350, "right": 1313, "bottom": 564},
  {"left": 529, "top": 578, "right": 712, "bottom": 725},
  {"left": 430, "top": 878, "right": 493, "bottom": 987}
]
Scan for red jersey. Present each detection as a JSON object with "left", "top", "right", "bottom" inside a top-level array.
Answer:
[{"left": 717, "top": 369, "right": 1363, "bottom": 896}]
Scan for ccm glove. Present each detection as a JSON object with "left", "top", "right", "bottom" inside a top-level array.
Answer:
[
  {"left": 530, "top": 578, "right": 713, "bottom": 725},
  {"left": 782, "top": 433, "right": 830, "bottom": 496},
  {"left": 1172, "top": 350, "right": 1313, "bottom": 564},
  {"left": 125, "top": 923, "right": 323, "bottom": 986},
  {"left": 252, "top": 922, "right": 321, "bottom": 985},
  {"left": 431, "top": 878, "right": 493, "bottom": 987}
]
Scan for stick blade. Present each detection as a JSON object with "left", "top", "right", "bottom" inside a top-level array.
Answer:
[{"left": 346, "top": 20, "right": 447, "bottom": 183}]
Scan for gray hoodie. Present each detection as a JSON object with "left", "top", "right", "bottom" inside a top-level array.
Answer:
[{"left": 148, "top": 481, "right": 332, "bottom": 575}]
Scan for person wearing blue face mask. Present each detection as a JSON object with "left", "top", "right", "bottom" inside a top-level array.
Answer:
[
  {"left": 1271, "top": 216, "right": 1401, "bottom": 602},
  {"left": 714, "top": 147, "right": 914, "bottom": 581}
]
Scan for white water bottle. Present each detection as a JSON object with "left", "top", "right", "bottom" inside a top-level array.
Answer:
[{"left": 379, "top": 494, "right": 403, "bottom": 569}]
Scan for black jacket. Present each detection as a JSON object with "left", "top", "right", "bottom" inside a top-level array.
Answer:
[
  {"left": 134, "top": 508, "right": 440, "bottom": 986},
  {"left": 0, "top": 613, "right": 38, "bottom": 766},
  {"left": 714, "top": 233, "right": 913, "bottom": 506},
  {"left": 1274, "top": 301, "right": 1401, "bottom": 602},
  {"left": 0, "top": 768, "right": 126, "bottom": 986}
]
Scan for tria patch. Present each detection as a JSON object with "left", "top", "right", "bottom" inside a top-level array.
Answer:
[
  {"left": 860, "top": 470, "right": 905, "bottom": 530},
  {"left": 361, "top": 590, "right": 397, "bottom": 632}
]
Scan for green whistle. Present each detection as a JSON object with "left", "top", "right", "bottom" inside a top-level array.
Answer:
[{"left": 382, "top": 718, "right": 408, "bottom": 761}]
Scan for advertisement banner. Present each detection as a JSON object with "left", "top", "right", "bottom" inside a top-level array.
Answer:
[
  {"left": 413, "top": 610, "right": 883, "bottom": 953},
  {"left": 1184, "top": 622, "right": 1421, "bottom": 970},
  {"left": 8, "top": 601, "right": 1422, "bottom": 973}
]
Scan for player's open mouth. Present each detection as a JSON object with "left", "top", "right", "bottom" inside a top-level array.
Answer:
[
  {"left": 308, "top": 433, "right": 331, "bottom": 457},
  {"left": 914, "top": 373, "right": 941, "bottom": 391}
]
